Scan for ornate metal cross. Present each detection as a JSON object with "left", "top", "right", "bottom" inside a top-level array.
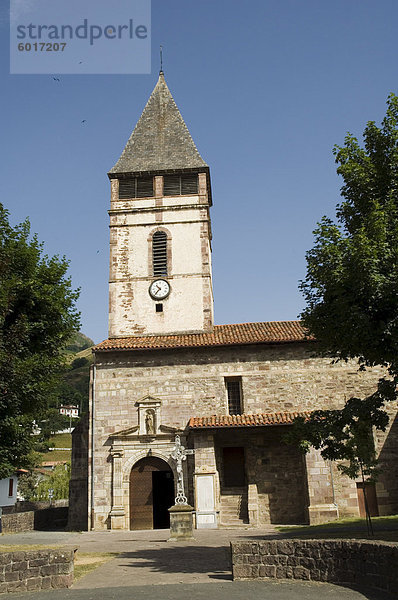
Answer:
[{"left": 170, "top": 435, "right": 194, "bottom": 505}]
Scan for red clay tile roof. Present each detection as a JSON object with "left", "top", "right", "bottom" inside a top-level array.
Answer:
[
  {"left": 189, "top": 412, "right": 311, "bottom": 429},
  {"left": 94, "top": 321, "right": 311, "bottom": 352}
]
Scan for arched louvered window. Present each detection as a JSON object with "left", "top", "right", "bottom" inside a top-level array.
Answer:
[{"left": 152, "top": 231, "right": 168, "bottom": 276}]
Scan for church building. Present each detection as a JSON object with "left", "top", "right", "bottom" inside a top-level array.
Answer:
[{"left": 69, "top": 72, "right": 398, "bottom": 531}]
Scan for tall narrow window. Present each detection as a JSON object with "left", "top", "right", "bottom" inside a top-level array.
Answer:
[
  {"left": 8, "top": 478, "right": 14, "bottom": 497},
  {"left": 225, "top": 377, "right": 243, "bottom": 415},
  {"left": 152, "top": 231, "right": 168, "bottom": 276}
]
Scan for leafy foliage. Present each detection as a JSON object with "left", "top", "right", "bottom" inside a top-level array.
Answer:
[
  {"left": 34, "top": 463, "right": 71, "bottom": 501},
  {"left": 17, "top": 471, "right": 39, "bottom": 501},
  {"left": 38, "top": 409, "right": 71, "bottom": 441},
  {"left": 287, "top": 390, "right": 389, "bottom": 480},
  {"left": 300, "top": 94, "right": 398, "bottom": 379},
  {"left": 294, "top": 94, "right": 398, "bottom": 479},
  {"left": 0, "top": 204, "right": 80, "bottom": 478}
]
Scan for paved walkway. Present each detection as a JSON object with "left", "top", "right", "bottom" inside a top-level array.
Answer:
[
  {"left": 5, "top": 581, "right": 389, "bottom": 600},
  {"left": 0, "top": 528, "right": 393, "bottom": 599}
]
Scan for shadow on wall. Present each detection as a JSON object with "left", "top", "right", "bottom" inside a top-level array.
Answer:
[{"left": 376, "top": 411, "right": 398, "bottom": 515}]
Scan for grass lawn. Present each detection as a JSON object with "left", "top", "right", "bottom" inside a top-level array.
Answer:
[
  {"left": 40, "top": 449, "right": 71, "bottom": 463},
  {"left": 277, "top": 515, "right": 398, "bottom": 542},
  {"left": 74, "top": 552, "right": 117, "bottom": 580},
  {"left": 37, "top": 432, "right": 72, "bottom": 465},
  {"left": 0, "top": 545, "right": 61, "bottom": 551},
  {"left": 48, "top": 433, "right": 72, "bottom": 448}
]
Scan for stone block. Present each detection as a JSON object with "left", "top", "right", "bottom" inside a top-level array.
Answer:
[
  {"left": 5, "top": 580, "right": 26, "bottom": 593},
  {"left": 50, "top": 574, "right": 73, "bottom": 588},
  {"left": 258, "top": 565, "right": 276, "bottom": 578},
  {"left": 12, "top": 561, "right": 28, "bottom": 572},
  {"left": 233, "top": 564, "right": 252, "bottom": 579},
  {"left": 10, "top": 552, "right": 26, "bottom": 562},
  {"left": 293, "top": 567, "right": 310, "bottom": 580},
  {"left": 278, "top": 541, "right": 295, "bottom": 555},
  {"left": 26, "top": 577, "right": 43, "bottom": 591},
  {"left": 57, "top": 563, "right": 72, "bottom": 574},
  {"left": 40, "top": 564, "right": 58, "bottom": 576},
  {"left": 29, "top": 558, "right": 47, "bottom": 567},
  {"left": 40, "top": 576, "right": 52, "bottom": 590}
]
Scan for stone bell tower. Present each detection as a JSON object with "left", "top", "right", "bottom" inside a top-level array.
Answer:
[{"left": 107, "top": 72, "right": 214, "bottom": 338}]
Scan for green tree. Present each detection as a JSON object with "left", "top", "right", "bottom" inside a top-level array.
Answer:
[
  {"left": 0, "top": 204, "right": 80, "bottom": 478},
  {"left": 300, "top": 93, "right": 398, "bottom": 385},
  {"left": 34, "top": 463, "right": 71, "bottom": 501},
  {"left": 18, "top": 471, "right": 39, "bottom": 501},
  {"left": 293, "top": 94, "right": 398, "bottom": 529},
  {"left": 38, "top": 409, "right": 70, "bottom": 440}
]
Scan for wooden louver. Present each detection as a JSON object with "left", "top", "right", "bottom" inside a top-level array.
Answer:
[
  {"left": 163, "top": 173, "right": 198, "bottom": 196},
  {"left": 119, "top": 177, "right": 153, "bottom": 199},
  {"left": 153, "top": 231, "right": 168, "bottom": 276}
]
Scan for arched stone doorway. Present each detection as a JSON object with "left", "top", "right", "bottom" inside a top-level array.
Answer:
[{"left": 129, "top": 456, "right": 175, "bottom": 530}]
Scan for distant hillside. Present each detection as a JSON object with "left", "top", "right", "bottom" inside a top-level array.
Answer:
[
  {"left": 59, "top": 332, "right": 94, "bottom": 415},
  {"left": 64, "top": 332, "right": 94, "bottom": 354}
]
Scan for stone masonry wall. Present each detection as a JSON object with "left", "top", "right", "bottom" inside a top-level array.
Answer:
[
  {"left": 1, "top": 511, "right": 34, "bottom": 534},
  {"left": 68, "top": 414, "right": 89, "bottom": 531},
  {"left": 213, "top": 428, "right": 308, "bottom": 524},
  {"left": 90, "top": 342, "right": 396, "bottom": 529},
  {"left": 2, "top": 505, "right": 69, "bottom": 534},
  {"left": 0, "top": 548, "right": 74, "bottom": 594},
  {"left": 231, "top": 539, "right": 398, "bottom": 595}
]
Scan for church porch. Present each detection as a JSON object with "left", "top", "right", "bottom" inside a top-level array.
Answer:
[{"left": 189, "top": 413, "right": 350, "bottom": 528}]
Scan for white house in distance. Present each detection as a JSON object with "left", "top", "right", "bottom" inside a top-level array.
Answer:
[
  {"left": 0, "top": 476, "right": 17, "bottom": 507},
  {"left": 0, "top": 470, "right": 28, "bottom": 507},
  {"left": 59, "top": 405, "right": 79, "bottom": 419}
]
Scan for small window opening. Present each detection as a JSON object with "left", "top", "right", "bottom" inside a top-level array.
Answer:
[
  {"left": 152, "top": 231, "right": 168, "bottom": 276},
  {"left": 8, "top": 478, "right": 14, "bottom": 497},
  {"left": 225, "top": 378, "right": 243, "bottom": 415},
  {"left": 156, "top": 303, "right": 163, "bottom": 313}
]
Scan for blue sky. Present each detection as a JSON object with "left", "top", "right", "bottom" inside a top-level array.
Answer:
[{"left": 1, "top": 0, "right": 398, "bottom": 343}]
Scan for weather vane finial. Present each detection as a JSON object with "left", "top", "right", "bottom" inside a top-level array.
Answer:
[{"left": 160, "top": 45, "right": 163, "bottom": 74}]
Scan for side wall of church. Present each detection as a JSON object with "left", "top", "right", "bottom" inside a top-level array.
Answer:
[
  {"left": 89, "top": 341, "right": 398, "bottom": 529},
  {"left": 68, "top": 414, "right": 89, "bottom": 531}
]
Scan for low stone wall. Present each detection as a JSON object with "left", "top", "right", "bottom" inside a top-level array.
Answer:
[
  {"left": 231, "top": 539, "right": 398, "bottom": 595},
  {"left": 3, "top": 500, "right": 68, "bottom": 514},
  {"left": 1, "top": 507, "right": 68, "bottom": 534},
  {"left": 0, "top": 548, "right": 74, "bottom": 594},
  {"left": 1, "top": 512, "right": 34, "bottom": 534}
]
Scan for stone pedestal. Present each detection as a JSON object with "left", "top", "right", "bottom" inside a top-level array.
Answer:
[
  {"left": 306, "top": 448, "right": 339, "bottom": 525},
  {"left": 168, "top": 504, "right": 194, "bottom": 541},
  {"left": 308, "top": 503, "right": 339, "bottom": 525}
]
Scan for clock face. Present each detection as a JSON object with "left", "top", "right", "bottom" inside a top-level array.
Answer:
[{"left": 149, "top": 279, "right": 170, "bottom": 300}]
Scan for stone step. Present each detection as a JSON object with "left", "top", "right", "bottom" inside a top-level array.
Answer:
[{"left": 220, "top": 489, "right": 249, "bottom": 525}]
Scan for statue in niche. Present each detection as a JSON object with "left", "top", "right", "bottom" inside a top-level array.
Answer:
[{"left": 145, "top": 410, "right": 155, "bottom": 435}]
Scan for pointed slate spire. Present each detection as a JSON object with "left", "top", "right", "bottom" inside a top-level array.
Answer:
[{"left": 109, "top": 73, "right": 208, "bottom": 174}]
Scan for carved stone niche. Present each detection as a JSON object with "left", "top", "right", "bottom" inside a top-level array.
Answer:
[{"left": 136, "top": 396, "right": 162, "bottom": 436}]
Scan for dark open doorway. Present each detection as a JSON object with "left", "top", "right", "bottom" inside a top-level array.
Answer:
[
  {"left": 130, "top": 457, "right": 175, "bottom": 530},
  {"left": 152, "top": 470, "right": 175, "bottom": 528}
]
